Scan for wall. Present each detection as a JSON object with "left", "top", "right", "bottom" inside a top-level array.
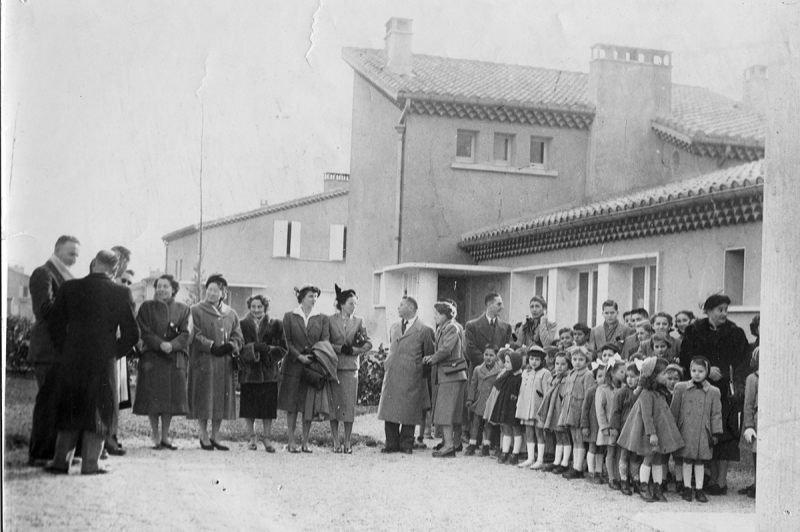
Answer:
[
  {"left": 655, "top": 139, "right": 724, "bottom": 184},
  {"left": 400, "top": 113, "right": 590, "bottom": 265}
]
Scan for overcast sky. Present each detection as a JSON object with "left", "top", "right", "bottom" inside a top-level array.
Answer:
[{"left": 2, "top": 0, "right": 770, "bottom": 278}]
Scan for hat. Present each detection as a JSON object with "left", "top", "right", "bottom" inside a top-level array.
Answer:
[
  {"left": 527, "top": 345, "right": 546, "bottom": 358},
  {"left": 639, "top": 357, "right": 658, "bottom": 380},
  {"left": 334, "top": 284, "right": 357, "bottom": 307}
]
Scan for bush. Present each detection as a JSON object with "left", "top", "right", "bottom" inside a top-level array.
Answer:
[
  {"left": 357, "top": 345, "right": 386, "bottom": 406},
  {"left": 6, "top": 316, "right": 34, "bottom": 375}
]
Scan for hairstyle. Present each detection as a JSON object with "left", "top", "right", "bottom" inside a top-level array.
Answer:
[
  {"left": 434, "top": 301, "right": 456, "bottom": 320},
  {"left": 625, "top": 361, "right": 640, "bottom": 376},
  {"left": 750, "top": 346, "right": 760, "bottom": 371},
  {"left": 334, "top": 284, "right": 357, "bottom": 310},
  {"left": 675, "top": 310, "right": 696, "bottom": 323},
  {"left": 294, "top": 283, "right": 321, "bottom": 303},
  {"left": 572, "top": 322, "right": 591, "bottom": 336},
  {"left": 629, "top": 352, "right": 645, "bottom": 363},
  {"left": 402, "top": 295, "right": 418, "bottom": 311},
  {"left": 750, "top": 314, "right": 760, "bottom": 337},
  {"left": 690, "top": 356, "right": 711, "bottom": 379},
  {"left": 508, "top": 350, "right": 524, "bottom": 372},
  {"left": 558, "top": 327, "right": 572, "bottom": 337},
  {"left": 543, "top": 346, "right": 558, "bottom": 359},
  {"left": 206, "top": 274, "right": 228, "bottom": 289},
  {"left": 629, "top": 307, "right": 650, "bottom": 320},
  {"left": 93, "top": 250, "right": 118, "bottom": 270},
  {"left": 600, "top": 343, "right": 620, "bottom": 355},
  {"left": 650, "top": 332, "right": 672, "bottom": 347},
  {"left": 568, "top": 345, "right": 590, "bottom": 361},
  {"left": 636, "top": 322, "right": 654, "bottom": 335},
  {"left": 111, "top": 245, "right": 132, "bottom": 262},
  {"left": 703, "top": 294, "right": 731, "bottom": 312},
  {"left": 484, "top": 292, "right": 500, "bottom": 306},
  {"left": 665, "top": 364, "right": 684, "bottom": 379},
  {"left": 640, "top": 357, "right": 669, "bottom": 390},
  {"left": 602, "top": 300, "right": 618, "bottom": 311},
  {"left": 591, "top": 363, "right": 606, "bottom": 378},
  {"left": 554, "top": 351, "right": 573, "bottom": 370},
  {"left": 651, "top": 311, "right": 673, "bottom": 328},
  {"left": 622, "top": 310, "right": 632, "bottom": 320},
  {"left": 54, "top": 235, "right": 80, "bottom": 250},
  {"left": 247, "top": 294, "right": 271, "bottom": 310},
  {"left": 604, "top": 359, "right": 626, "bottom": 388},
  {"left": 153, "top": 274, "right": 180, "bottom": 295},
  {"left": 527, "top": 346, "right": 546, "bottom": 368},
  {"left": 497, "top": 347, "right": 514, "bottom": 363},
  {"left": 483, "top": 345, "right": 498, "bottom": 355},
  {"left": 529, "top": 295, "right": 547, "bottom": 308}
]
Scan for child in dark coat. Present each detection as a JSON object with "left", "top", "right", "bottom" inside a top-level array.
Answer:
[
  {"left": 490, "top": 349, "right": 524, "bottom": 465},
  {"left": 537, "top": 351, "right": 571, "bottom": 472},
  {"left": 612, "top": 361, "right": 642, "bottom": 495},
  {"left": 465, "top": 346, "right": 501, "bottom": 456}
]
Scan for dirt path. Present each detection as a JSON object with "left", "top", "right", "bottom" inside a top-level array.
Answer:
[{"left": 4, "top": 412, "right": 755, "bottom": 532}]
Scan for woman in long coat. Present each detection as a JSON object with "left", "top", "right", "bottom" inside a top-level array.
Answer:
[
  {"left": 679, "top": 294, "right": 749, "bottom": 495},
  {"left": 188, "top": 274, "right": 243, "bottom": 451},
  {"left": 424, "top": 301, "right": 467, "bottom": 458},
  {"left": 133, "top": 274, "right": 190, "bottom": 449},
  {"left": 278, "top": 284, "right": 330, "bottom": 453},
  {"left": 239, "top": 294, "right": 287, "bottom": 453},
  {"left": 328, "top": 285, "right": 372, "bottom": 454}
]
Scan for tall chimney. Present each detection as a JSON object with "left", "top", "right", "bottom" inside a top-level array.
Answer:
[
  {"left": 742, "top": 65, "right": 768, "bottom": 116},
  {"left": 586, "top": 44, "right": 673, "bottom": 198},
  {"left": 384, "top": 18, "right": 413, "bottom": 76}
]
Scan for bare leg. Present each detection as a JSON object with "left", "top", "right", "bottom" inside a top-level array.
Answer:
[
  {"left": 330, "top": 421, "right": 341, "bottom": 450},
  {"left": 301, "top": 418, "right": 312, "bottom": 449},
  {"left": 210, "top": 419, "right": 222, "bottom": 441},
  {"left": 442, "top": 425, "right": 454, "bottom": 450},
  {"left": 344, "top": 421, "right": 353, "bottom": 451},
  {"left": 197, "top": 419, "right": 210, "bottom": 445},
  {"left": 286, "top": 412, "right": 298, "bottom": 450},
  {"left": 261, "top": 419, "right": 274, "bottom": 450},
  {"left": 161, "top": 415, "right": 173, "bottom": 444},
  {"left": 717, "top": 460, "right": 730, "bottom": 488},
  {"left": 245, "top": 418, "right": 257, "bottom": 448},
  {"left": 148, "top": 415, "right": 161, "bottom": 446}
]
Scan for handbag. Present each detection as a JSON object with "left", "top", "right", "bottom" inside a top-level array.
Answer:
[
  {"left": 353, "top": 329, "right": 367, "bottom": 348},
  {"left": 442, "top": 358, "right": 467, "bottom": 375}
]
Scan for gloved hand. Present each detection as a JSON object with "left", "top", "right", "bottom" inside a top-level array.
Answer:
[
  {"left": 743, "top": 428, "right": 757, "bottom": 444},
  {"left": 220, "top": 343, "right": 235, "bottom": 356},
  {"left": 341, "top": 344, "right": 354, "bottom": 356},
  {"left": 255, "top": 342, "right": 270, "bottom": 354},
  {"left": 210, "top": 344, "right": 224, "bottom": 357}
]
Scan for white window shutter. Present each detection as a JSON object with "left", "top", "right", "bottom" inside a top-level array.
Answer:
[
  {"left": 329, "top": 224, "right": 345, "bottom": 261},
  {"left": 273, "top": 220, "right": 288, "bottom": 257},
  {"left": 289, "top": 221, "right": 301, "bottom": 258}
]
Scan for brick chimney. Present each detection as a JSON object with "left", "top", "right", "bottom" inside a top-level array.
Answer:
[
  {"left": 742, "top": 65, "right": 768, "bottom": 116},
  {"left": 384, "top": 18, "right": 413, "bottom": 76},
  {"left": 587, "top": 44, "right": 673, "bottom": 198},
  {"left": 324, "top": 172, "right": 349, "bottom": 192}
]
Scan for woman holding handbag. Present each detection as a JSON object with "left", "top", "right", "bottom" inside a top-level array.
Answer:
[
  {"left": 133, "top": 274, "right": 191, "bottom": 450},
  {"left": 424, "top": 300, "right": 467, "bottom": 458},
  {"left": 328, "top": 285, "right": 372, "bottom": 454}
]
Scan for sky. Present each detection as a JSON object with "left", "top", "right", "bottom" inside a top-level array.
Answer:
[{"left": 1, "top": 0, "right": 771, "bottom": 279}]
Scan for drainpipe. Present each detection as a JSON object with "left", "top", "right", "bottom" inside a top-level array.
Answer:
[{"left": 395, "top": 99, "right": 411, "bottom": 264}]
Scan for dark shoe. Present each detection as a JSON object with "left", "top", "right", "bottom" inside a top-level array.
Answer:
[
  {"left": 381, "top": 447, "right": 398, "bottom": 454},
  {"left": 632, "top": 481, "right": 642, "bottom": 494},
  {"left": 333, "top": 447, "right": 343, "bottom": 454},
  {"left": 209, "top": 439, "right": 229, "bottom": 451},
  {"left": 675, "top": 485, "right": 684, "bottom": 497},
  {"left": 541, "top": 463, "right": 557, "bottom": 472},
  {"left": 706, "top": 484, "right": 727, "bottom": 496},
  {"left": 682, "top": 487, "right": 693, "bottom": 502},
  {"left": 493, "top": 448, "right": 503, "bottom": 459},
  {"left": 433, "top": 442, "right": 444, "bottom": 451},
  {"left": 416, "top": 436, "right": 424, "bottom": 444},
  {"left": 639, "top": 482, "right": 654, "bottom": 502},
  {"left": 695, "top": 489, "right": 708, "bottom": 503},
  {"left": 738, "top": 483, "right": 755, "bottom": 495},
  {"left": 300, "top": 446, "right": 312, "bottom": 454},
  {"left": 413, "top": 440, "right": 427, "bottom": 449},
  {"left": 609, "top": 479, "right": 621, "bottom": 491},
  {"left": 44, "top": 464, "right": 69, "bottom": 475},
  {"left": 199, "top": 439, "right": 215, "bottom": 451},
  {"left": 454, "top": 444, "right": 463, "bottom": 452},
  {"left": 497, "top": 453, "right": 509, "bottom": 465},
  {"left": 27, "top": 459, "right": 49, "bottom": 467},
  {"left": 106, "top": 446, "right": 126, "bottom": 457},
  {"left": 161, "top": 441, "right": 177, "bottom": 451},
  {"left": 81, "top": 468, "right": 110, "bottom": 475},
  {"left": 563, "top": 468, "right": 583, "bottom": 480},
  {"left": 263, "top": 443, "right": 276, "bottom": 453},
  {"left": 481, "top": 445, "right": 490, "bottom": 457},
  {"left": 621, "top": 479, "right": 632, "bottom": 496},
  {"left": 653, "top": 483, "right": 667, "bottom": 502},
  {"left": 746, "top": 486, "right": 756, "bottom": 499},
  {"left": 343, "top": 447, "right": 352, "bottom": 454},
  {"left": 661, "top": 481, "right": 669, "bottom": 493},
  {"left": 152, "top": 443, "right": 163, "bottom": 450},
  {"left": 400, "top": 448, "right": 412, "bottom": 455},
  {"left": 590, "top": 474, "right": 604, "bottom": 485},
  {"left": 464, "top": 444, "right": 476, "bottom": 456},
  {"left": 507, "top": 454, "right": 519, "bottom": 466},
  {"left": 552, "top": 465, "right": 568, "bottom": 475},
  {"left": 287, "top": 446, "right": 301, "bottom": 454},
  {"left": 432, "top": 447, "right": 456, "bottom": 458}
]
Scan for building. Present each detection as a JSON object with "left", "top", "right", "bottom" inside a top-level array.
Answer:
[
  {"left": 341, "top": 18, "right": 765, "bottom": 342},
  {"left": 6, "top": 265, "right": 33, "bottom": 319},
  {"left": 161, "top": 173, "right": 349, "bottom": 317}
]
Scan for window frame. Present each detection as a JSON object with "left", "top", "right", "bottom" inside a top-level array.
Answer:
[
  {"left": 529, "top": 136, "right": 550, "bottom": 169},
  {"left": 493, "top": 133, "right": 515, "bottom": 166},
  {"left": 455, "top": 130, "right": 477, "bottom": 163}
]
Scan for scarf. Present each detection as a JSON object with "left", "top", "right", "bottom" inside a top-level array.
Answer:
[{"left": 49, "top": 254, "right": 74, "bottom": 281}]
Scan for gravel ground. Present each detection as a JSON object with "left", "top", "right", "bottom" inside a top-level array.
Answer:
[{"left": 4, "top": 377, "right": 756, "bottom": 531}]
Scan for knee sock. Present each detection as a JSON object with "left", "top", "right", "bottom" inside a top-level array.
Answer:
[
  {"left": 561, "top": 445, "right": 572, "bottom": 467},
  {"left": 640, "top": 464, "right": 652, "bottom": 484},
  {"left": 554, "top": 444, "right": 563, "bottom": 465},
  {"left": 652, "top": 464, "right": 663, "bottom": 484},
  {"left": 595, "top": 452, "right": 605, "bottom": 476},
  {"left": 606, "top": 449, "right": 617, "bottom": 480},
  {"left": 631, "top": 459, "right": 641, "bottom": 482},
  {"left": 587, "top": 451, "right": 596, "bottom": 473},
  {"left": 683, "top": 463, "right": 693, "bottom": 488},
  {"left": 512, "top": 436, "right": 523, "bottom": 454},
  {"left": 694, "top": 464, "right": 705, "bottom": 490},
  {"left": 501, "top": 435, "right": 511, "bottom": 453},
  {"left": 573, "top": 447, "right": 585, "bottom": 471},
  {"left": 536, "top": 443, "right": 546, "bottom": 463},
  {"left": 469, "top": 439, "right": 477, "bottom": 446},
  {"left": 482, "top": 439, "right": 491, "bottom": 447}
]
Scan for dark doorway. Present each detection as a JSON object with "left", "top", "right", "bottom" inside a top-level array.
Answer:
[{"left": 437, "top": 276, "right": 468, "bottom": 327}]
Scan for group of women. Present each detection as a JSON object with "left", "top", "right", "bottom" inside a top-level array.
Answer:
[{"left": 132, "top": 274, "right": 371, "bottom": 453}]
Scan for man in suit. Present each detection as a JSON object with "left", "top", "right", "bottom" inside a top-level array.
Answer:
[
  {"left": 45, "top": 250, "right": 139, "bottom": 475},
  {"left": 465, "top": 293, "right": 512, "bottom": 374},
  {"left": 513, "top": 295, "right": 558, "bottom": 348},
  {"left": 377, "top": 296, "right": 435, "bottom": 454},
  {"left": 620, "top": 308, "right": 650, "bottom": 358},
  {"left": 587, "top": 300, "right": 633, "bottom": 354},
  {"left": 27, "top": 235, "right": 80, "bottom": 466}
]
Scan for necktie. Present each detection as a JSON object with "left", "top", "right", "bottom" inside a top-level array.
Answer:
[{"left": 402, "top": 320, "right": 407, "bottom": 334}]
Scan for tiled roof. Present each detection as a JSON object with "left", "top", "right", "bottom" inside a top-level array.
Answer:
[
  {"left": 162, "top": 188, "right": 348, "bottom": 242},
  {"left": 343, "top": 48, "right": 765, "bottom": 149},
  {"left": 459, "top": 161, "right": 764, "bottom": 261}
]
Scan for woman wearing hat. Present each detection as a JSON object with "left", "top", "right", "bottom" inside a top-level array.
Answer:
[
  {"left": 188, "top": 274, "right": 243, "bottom": 451},
  {"left": 679, "top": 294, "right": 749, "bottom": 495},
  {"left": 328, "top": 285, "right": 372, "bottom": 454},
  {"left": 238, "top": 294, "right": 288, "bottom": 453},
  {"left": 278, "top": 284, "right": 330, "bottom": 453}
]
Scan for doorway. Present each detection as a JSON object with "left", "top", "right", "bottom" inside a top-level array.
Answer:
[{"left": 437, "top": 276, "right": 469, "bottom": 327}]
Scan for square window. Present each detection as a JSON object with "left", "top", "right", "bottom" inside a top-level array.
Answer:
[
  {"left": 456, "top": 130, "right": 476, "bottom": 161},
  {"left": 530, "top": 137, "right": 549, "bottom": 167},
  {"left": 493, "top": 133, "right": 514, "bottom": 164}
]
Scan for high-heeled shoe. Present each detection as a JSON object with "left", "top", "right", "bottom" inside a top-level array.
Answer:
[
  {"left": 161, "top": 441, "right": 177, "bottom": 451},
  {"left": 199, "top": 439, "right": 214, "bottom": 451},
  {"left": 209, "top": 439, "right": 229, "bottom": 451}
]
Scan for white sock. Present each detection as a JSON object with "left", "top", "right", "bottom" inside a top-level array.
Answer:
[
  {"left": 482, "top": 439, "right": 490, "bottom": 447},
  {"left": 554, "top": 444, "right": 563, "bottom": 465},
  {"left": 469, "top": 439, "right": 477, "bottom": 446},
  {"left": 536, "top": 443, "right": 546, "bottom": 464},
  {"left": 683, "top": 463, "right": 693, "bottom": 488},
  {"left": 640, "top": 464, "right": 652, "bottom": 484},
  {"left": 561, "top": 445, "right": 572, "bottom": 467},
  {"left": 521, "top": 443, "right": 536, "bottom": 465},
  {"left": 512, "top": 436, "right": 523, "bottom": 454},
  {"left": 502, "top": 435, "right": 511, "bottom": 453},
  {"left": 694, "top": 464, "right": 705, "bottom": 490},
  {"left": 587, "top": 452, "right": 596, "bottom": 473},
  {"left": 573, "top": 448, "right": 585, "bottom": 471},
  {"left": 653, "top": 464, "right": 663, "bottom": 483}
]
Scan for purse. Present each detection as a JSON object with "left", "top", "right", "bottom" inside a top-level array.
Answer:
[
  {"left": 442, "top": 358, "right": 467, "bottom": 375},
  {"left": 353, "top": 329, "right": 367, "bottom": 348}
]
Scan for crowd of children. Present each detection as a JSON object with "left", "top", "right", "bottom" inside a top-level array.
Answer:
[{"left": 465, "top": 309, "right": 760, "bottom": 504}]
